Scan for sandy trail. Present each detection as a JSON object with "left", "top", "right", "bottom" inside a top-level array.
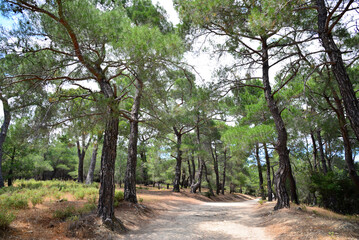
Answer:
[{"left": 121, "top": 199, "right": 272, "bottom": 240}]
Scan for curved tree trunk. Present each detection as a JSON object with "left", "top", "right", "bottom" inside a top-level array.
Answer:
[
  {"left": 0, "top": 96, "right": 11, "bottom": 188},
  {"left": 124, "top": 79, "right": 143, "bottom": 203},
  {"left": 316, "top": 0, "right": 359, "bottom": 142},
  {"left": 261, "top": 38, "right": 290, "bottom": 210},
  {"left": 263, "top": 143, "right": 272, "bottom": 201}
]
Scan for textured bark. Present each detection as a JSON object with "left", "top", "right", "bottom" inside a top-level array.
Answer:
[
  {"left": 255, "top": 144, "right": 265, "bottom": 200},
  {"left": 221, "top": 148, "right": 227, "bottom": 195},
  {"left": 262, "top": 39, "right": 290, "bottom": 209},
  {"left": 173, "top": 128, "right": 182, "bottom": 192},
  {"left": 261, "top": 38, "right": 290, "bottom": 210},
  {"left": 310, "top": 130, "right": 319, "bottom": 171},
  {"left": 316, "top": 130, "right": 328, "bottom": 174},
  {"left": 0, "top": 96, "right": 11, "bottom": 188},
  {"left": 203, "top": 160, "right": 214, "bottom": 196},
  {"left": 263, "top": 143, "right": 272, "bottom": 201},
  {"left": 76, "top": 137, "right": 91, "bottom": 183},
  {"left": 124, "top": 79, "right": 143, "bottom": 203},
  {"left": 210, "top": 143, "right": 221, "bottom": 195},
  {"left": 191, "top": 151, "right": 196, "bottom": 184},
  {"left": 86, "top": 136, "right": 101, "bottom": 185},
  {"left": 316, "top": 0, "right": 359, "bottom": 142},
  {"left": 97, "top": 112, "right": 119, "bottom": 223}
]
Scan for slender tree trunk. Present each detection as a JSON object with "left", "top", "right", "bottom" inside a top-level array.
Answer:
[
  {"left": 187, "top": 157, "right": 192, "bottom": 186},
  {"left": 255, "top": 143, "right": 265, "bottom": 200},
  {"left": 173, "top": 129, "right": 182, "bottom": 192},
  {"left": 316, "top": 0, "right": 359, "bottom": 142},
  {"left": 181, "top": 169, "right": 186, "bottom": 188},
  {"left": 324, "top": 88, "right": 359, "bottom": 189},
  {"left": 8, "top": 147, "right": 16, "bottom": 187},
  {"left": 221, "top": 148, "right": 227, "bottom": 195},
  {"left": 264, "top": 143, "right": 272, "bottom": 201},
  {"left": 288, "top": 163, "right": 299, "bottom": 204},
  {"left": 210, "top": 143, "right": 220, "bottom": 195},
  {"left": 203, "top": 160, "right": 214, "bottom": 196},
  {"left": 261, "top": 38, "right": 290, "bottom": 210},
  {"left": 124, "top": 79, "right": 143, "bottom": 203},
  {"left": 191, "top": 151, "right": 196, "bottom": 184},
  {"left": 86, "top": 136, "right": 101, "bottom": 185},
  {"left": 139, "top": 147, "right": 149, "bottom": 186},
  {"left": 310, "top": 130, "right": 319, "bottom": 171},
  {"left": 316, "top": 130, "right": 328, "bottom": 174},
  {"left": 77, "top": 141, "right": 85, "bottom": 183},
  {"left": 191, "top": 125, "right": 203, "bottom": 193},
  {"left": 0, "top": 96, "right": 11, "bottom": 188}
]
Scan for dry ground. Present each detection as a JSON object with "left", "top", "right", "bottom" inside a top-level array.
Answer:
[{"left": 1, "top": 186, "right": 359, "bottom": 239}]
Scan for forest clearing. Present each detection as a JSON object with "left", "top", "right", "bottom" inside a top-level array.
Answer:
[
  {"left": 0, "top": 0, "right": 359, "bottom": 239},
  {"left": 0, "top": 180, "right": 358, "bottom": 240}
]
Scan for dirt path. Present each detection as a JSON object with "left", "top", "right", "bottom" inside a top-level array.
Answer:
[{"left": 121, "top": 199, "right": 272, "bottom": 240}]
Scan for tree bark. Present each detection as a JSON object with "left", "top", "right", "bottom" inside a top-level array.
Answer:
[
  {"left": 210, "top": 143, "right": 221, "bottom": 195},
  {"left": 97, "top": 111, "right": 119, "bottom": 224},
  {"left": 203, "top": 160, "right": 214, "bottom": 196},
  {"left": 173, "top": 128, "right": 182, "bottom": 192},
  {"left": 0, "top": 96, "right": 11, "bottom": 188},
  {"left": 191, "top": 150, "right": 196, "bottom": 185},
  {"left": 190, "top": 125, "right": 203, "bottom": 193},
  {"left": 324, "top": 87, "right": 359, "bottom": 189},
  {"left": 310, "top": 130, "right": 319, "bottom": 171},
  {"left": 261, "top": 38, "right": 290, "bottom": 210},
  {"left": 288, "top": 162, "right": 299, "bottom": 204},
  {"left": 8, "top": 147, "right": 16, "bottom": 187},
  {"left": 316, "top": 130, "right": 328, "bottom": 174},
  {"left": 263, "top": 143, "right": 272, "bottom": 201},
  {"left": 316, "top": 0, "right": 359, "bottom": 142},
  {"left": 139, "top": 146, "right": 149, "bottom": 186},
  {"left": 76, "top": 137, "right": 91, "bottom": 183},
  {"left": 221, "top": 148, "right": 227, "bottom": 195},
  {"left": 86, "top": 135, "right": 101, "bottom": 185},
  {"left": 124, "top": 79, "right": 143, "bottom": 203},
  {"left": 255, "top": 143, "right": 265, "bottom": 200},
  {"left": 187, "top": 156, "right": 192, "bottom": 186}
]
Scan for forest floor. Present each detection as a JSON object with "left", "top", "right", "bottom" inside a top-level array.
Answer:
[{"left": 2, "top": 185, "right": 359, "bottom": 240}]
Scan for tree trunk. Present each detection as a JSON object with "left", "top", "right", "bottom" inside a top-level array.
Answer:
[
  {"left": 255, "top": 143, "right": 265, "bottom": 200},
  {"left": 316, "top": 0, "right": 359, "bottom": 142},
  {"left": 261, "top": 38, "right": 290, "bottom": 210},
  {"left": 316, "top": 130, "right": 328, "bottom": 174},
  {"left": 288, "top": 162, "right": 299, "bottom": 204},
  {"left": 264, "top": 143, "right": 272, "bottom": 201},
  {"left": 325, "top": 88, "right": 359, "bottom": 189},
  {"left": 203, "top": 160, "right": 214, "bottom": 196},
  {"left": 190, "top": 126, "right": 203, "bottom": 193},
  {"left": 97, "top": 112, "right": 119, "bottom": 224},
  {"left": 124, "top": 79, "right": 143, "bottom": 203},
  {"left": 0, "top": 96, "right": 11, "bottom": 188},
  {"left": 8, "top": 147, "right": 16, "bottom": 187},
  {"left": 187, "top": 157, "right": 192, "bottom": 186},
  {"left": 139, "top": 147, "right": 149, "bottom": 186},
  {"left": 210, "top": 143, "right": 220, "bottom": 195},
  {"left": 221, "top": 148, "right": 227, "bottom": 195},
  {"left": 310, "top": 130, "right": 319, "bottom": 171},
  {"left": 77, "top": 141, "right": 85, "bottom": 183},
  {"left": 86, "top": 136, "right": 101, "bottom": 185},
  {"left": 191, "top": 150, "right": 196, "bottom": 185},
  {"left": 173, "top": 129, "right": 182, "bottom": 192}
]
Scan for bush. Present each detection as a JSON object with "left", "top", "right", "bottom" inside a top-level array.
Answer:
[
  {"left": 310, "top": 171, "right": 359, "bottom": 214},
  {"left": 114, "top": 191, "right": 124, "bottom": 207},
  {"left": 0, "top": 209, "right": 15, "bottom": 230},
  {"left": 31, "top": 195, "right": 44, "bottom": 207},
  {"left": 53, "top": 206, "right": 77, "bottom": 220}
]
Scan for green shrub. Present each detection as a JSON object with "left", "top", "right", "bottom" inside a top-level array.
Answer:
[
  {"left": 8, "top": 196, "right": 28, "bottom": 209},
  {"left": 78, "top": 203, "right": 96, "bottom": 214},
  {"left": 0, "top": 209, "right": 15, "bottom": 230},
  {"left": 31, "top": 195, "right": 44, "bottom": 207},
  {"left": 114, "top": 191, "right": 124, "bottom": 207},
  {"left": 74, "top": 190, "right": 85, "bottom": 200},
  {"left": 53, "top": 206, "right": 77, "bottom": 220}
]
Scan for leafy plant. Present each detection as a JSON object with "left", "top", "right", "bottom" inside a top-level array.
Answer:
[{"left": 0, "top": 209, "right": 15, "bottom": 230}]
